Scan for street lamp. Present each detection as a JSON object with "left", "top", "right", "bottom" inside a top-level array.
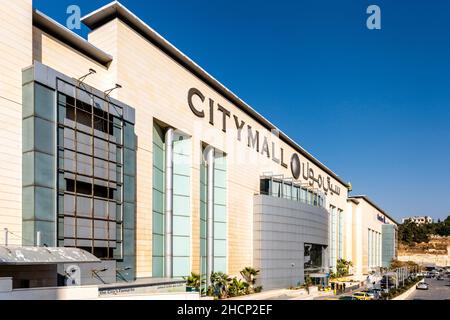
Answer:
[
  {"left": 104, "top": 83, "right": 122, "bottom": 98},
  {"left": 77, "top": 68, "right": 96, "bottom": 84}
]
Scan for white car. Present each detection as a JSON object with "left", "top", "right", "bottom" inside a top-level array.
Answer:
[{"left": 416, "top": 282, "right": 429, "bottom": 290}]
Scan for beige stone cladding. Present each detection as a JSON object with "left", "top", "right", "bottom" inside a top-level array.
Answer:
[
  {"left": 88, "top": 18, "right": 349, "bottom": 277},
  {"left": 4, "top": 3, "right": 350, "bottom": 279},
  {"left": 0, "top": 0, "right": 33, "bottom": 246},
  {"left": 347, "top": 196, "right": 397, "bottom": 278}
]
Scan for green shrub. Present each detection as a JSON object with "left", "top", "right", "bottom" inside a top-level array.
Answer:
[
  {"left": 228, "top": 277, "right": 249, "bottom": 297},
  {"left": 205, "top": 266, "right": 262, "bottom": 299},
  {"left": 254, "top": 286, "right": 263, "bottom": 293},
  {"left": 184, "top": 272, "right": 202, "bottom": 291}
]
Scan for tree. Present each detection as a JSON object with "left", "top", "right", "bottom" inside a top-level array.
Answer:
[
  {"left": 240, "top": 267, "right": 260, "bottom": 293},
  {"left": 336, "top": 259, "right": 353, "bottom": 278},
  {"left": 398, "top": 221, "right": 430, "bottom": 245},
  {"left": 399, "top": 215, "right": 450, "bottom": 244},
  {"left": 209, "top": 272, "right": 231, "bottom": 299}
]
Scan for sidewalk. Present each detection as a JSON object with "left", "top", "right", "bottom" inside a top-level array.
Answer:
[{"left": 226, "top": 287, "right": 334, "bottom": 301}]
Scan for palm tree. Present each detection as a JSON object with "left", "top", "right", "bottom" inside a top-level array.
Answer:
[
  {"left": 240, "top": 267, "right": 260, "bottom": 293},
  {"left": 210, "top": 272, "right": 231, "bottom": 299},
  {"left": 183, "top": 272, "right": 202, "bottom": 291},
  {"left": 228, "top": 277, "right": 249, "bottom": 297},
  {"left": 336, "top": 259, "right": 353, "bottom": 277}
]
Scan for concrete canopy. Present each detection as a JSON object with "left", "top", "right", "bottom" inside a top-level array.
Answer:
[{"left": 0, "top": 247, "right": 101, "bottom": 265}]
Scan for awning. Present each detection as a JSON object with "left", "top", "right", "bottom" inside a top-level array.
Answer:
[{"left": 0, "top": 247, "right": 101, "bottom": 265}]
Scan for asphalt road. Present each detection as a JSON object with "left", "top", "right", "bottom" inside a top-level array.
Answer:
[{"left": 407, "top": 277, "right": 450, "bottom": 300}]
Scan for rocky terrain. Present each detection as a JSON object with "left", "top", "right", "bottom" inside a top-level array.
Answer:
[{"left": 398, "top": 236, "right": 450, "bottom": 266}]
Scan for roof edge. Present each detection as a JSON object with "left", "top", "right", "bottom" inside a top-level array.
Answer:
[
  {"left": 81, "top": 1, "right": 351, "bottom": 189},
  {"left": 348, "top": 195, "right": 399, "bottom": 225},
  {"left": 33, "top": 9, "right": 113, "bottom": 67}
]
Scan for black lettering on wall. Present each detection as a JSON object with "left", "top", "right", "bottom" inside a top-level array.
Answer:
[
  {"left": 217, "top": 104, "right": 231, "bottom": 133},
  {"left": 261, "top": 137, "right": 270, "bottom": 158},
  {"left": 188, "top": 88, "right": 205, "bottom": 118},
  {"left": 247, "top": 125, "right": 259, "bottom": 152},
  {"left": 234, "top": 115, "right": 245, "bottom": 141}
]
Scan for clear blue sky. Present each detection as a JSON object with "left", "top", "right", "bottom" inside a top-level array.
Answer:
[{"left": 34, "top": 0, "right": 450, "bottom": 221}]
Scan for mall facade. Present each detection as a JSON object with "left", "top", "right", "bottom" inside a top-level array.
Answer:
[{"left": 0, "top": 1, "right": 398, "bottom": 290}]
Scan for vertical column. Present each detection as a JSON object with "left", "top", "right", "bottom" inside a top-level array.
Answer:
[
  {"left": 164, "top": 128, "right": 174, "bottom": 278},
  {"left": 22, "top": 77, "right": 57, "bottom": 247},
  {"left": 152, "top": 124, "right": 165, "bottom": 277},
  {"left": 213, "top": 153, "right": 227, "bottom": 272},
  {"left": 119, "top": 120, "right": 137, "bottom": 281},
  {"left": 172, "top": 135, "right": 191, "bottom": 277},
  {"left": 206, "top": 146, "right": 215, "bottom": 287}
]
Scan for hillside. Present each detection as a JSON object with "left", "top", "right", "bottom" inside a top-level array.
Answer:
[{"left": 398, "top": 236, "right": 450, "bottom": 255}]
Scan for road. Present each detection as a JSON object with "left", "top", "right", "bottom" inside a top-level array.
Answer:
[{"left": 407, "top": 277, "right": 450, "bottom": 300}]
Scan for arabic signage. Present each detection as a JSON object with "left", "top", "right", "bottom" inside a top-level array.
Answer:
[{"left": 188, "top": 88, "right": 341, "bottom": 195}]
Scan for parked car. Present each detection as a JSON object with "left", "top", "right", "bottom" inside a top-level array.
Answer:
[
  {"left": 416, "top": 282, "right": 429, "bottom": 290},
  {"left": 352, "top": 292, "right": 372, "bottom": 300},
  {"left": 339, "top": 295, "right": 358, "bottom": 300},
  {"left": 436, "top": 275, "right": 444, "bottom": 281}
]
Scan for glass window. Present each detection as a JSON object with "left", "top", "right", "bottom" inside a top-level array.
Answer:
[
  {"left": 123, "top": 202, "right": 135, "bottom": 229},
  {"left": 272, "top": 181, "right": 281, "bottom": 197},
  {"left": 123, "top": 123, "right": 136, "bottom": 150},
  {"left": 304, "top": 243, "right": 324, "bottom": 271},
  {"left": 123, "top": 175, "right": 135, "bottom": 203},
  {"left": 22, "top": 187, "right": 35, "bottom": 221},
  {"left": 34, "top": 117, "right": 55, "bottom": 155},
  {"left": 22, "top": 152, "right": 34, "bottom": 187},
  {"left": 260, "top": 179, "right": 270, "bottom": 195},
  {"left": 123, "top": 228, "right": 135, "bottom": 256},
  {"left": 34, "top": 152, "right": 55, "bottom": 188},
  {"left": 22, "top": 83, "right": 34, "bottom": 119},
  {"left": 34, "top": 186, "right": 56, "bottom": 222},
  {"left": 22, "top": 117, "right": 34, "bottom": 153},
  {"left": 35, "top": 83, "right": 55, "bottom": 122},
  {"left": 123, "top": 148, "right": 136, "bottom": 176},
  {"left": 300, "top": 188, "right": 307, "bottom": 203}
]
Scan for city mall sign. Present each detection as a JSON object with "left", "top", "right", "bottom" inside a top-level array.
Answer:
[{"left": 188, "top": 88, "right": 341, "bottom": 195}]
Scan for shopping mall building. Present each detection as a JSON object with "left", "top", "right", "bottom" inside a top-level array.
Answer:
[{"left": 0, "top": 1, "right": 398, "bottom": 291}]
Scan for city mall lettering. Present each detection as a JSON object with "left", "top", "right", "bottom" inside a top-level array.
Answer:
[{"left": 188, "top": 88, "right": 341, "bottom": 196}]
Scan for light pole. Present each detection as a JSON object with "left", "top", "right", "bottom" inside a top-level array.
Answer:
[{"left": 395, "top": 268, "right": 399, "bottom": 289}]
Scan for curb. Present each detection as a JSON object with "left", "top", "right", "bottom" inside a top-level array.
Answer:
[{"left": 391, "top": 280, "right": 421, "bottom": 300}]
